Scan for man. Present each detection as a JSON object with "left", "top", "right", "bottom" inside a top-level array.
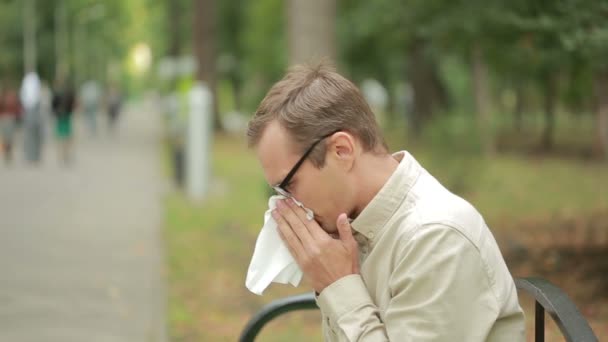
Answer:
[
  {"left": 20, "top": 71, "right": 43, "bottom": 164},
  {"left": 247, "top": 62, "right": 525, "bottom": 341}
]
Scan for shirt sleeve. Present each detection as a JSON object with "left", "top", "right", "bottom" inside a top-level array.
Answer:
[{"left": 316, "top": 223, "right": 502, "bottom": 341}]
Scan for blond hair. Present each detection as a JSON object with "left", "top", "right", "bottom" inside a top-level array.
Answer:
[{"left": 247, "top": 61, "right": 387, "bottom": 167}]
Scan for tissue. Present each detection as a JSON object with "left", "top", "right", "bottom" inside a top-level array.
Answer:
[{"left": 245, "top": 195, "right": 314, "bottom": 295}]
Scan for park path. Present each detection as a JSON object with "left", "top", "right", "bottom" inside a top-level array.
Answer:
[{"left": 0, "top": 98, "right": 167, "bottom": 342}]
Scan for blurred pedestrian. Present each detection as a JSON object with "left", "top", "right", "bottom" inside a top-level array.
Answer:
[
  {"left": 20, "top": 71, "right": 43, "bottom": 164},
  {"left": 52, "top": 80, "right": 76, "bottom": 165},
  {"left": 80, "top": 80, "right": 101, "bottom": 137},
  {"left": 39, "top": 81, "right": 53, "bottom": 139},
  {"left": 106, "top": 84, "right": 122, "bottom": 133},
  {"left": 0, "top": 85, "right": 22, "bottom": 164}
]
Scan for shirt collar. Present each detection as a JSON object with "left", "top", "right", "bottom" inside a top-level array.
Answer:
[{"left": 350, "top": 151, "right": 422, "bottom": 241}]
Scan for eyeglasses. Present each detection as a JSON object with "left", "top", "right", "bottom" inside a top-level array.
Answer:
[{"left": 273, "top": 130, "right": 341, "bottom": 197}]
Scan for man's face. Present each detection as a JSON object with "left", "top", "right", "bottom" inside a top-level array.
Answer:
[{"left": 255, "top": 121, "right": 353, "bottom": 234}]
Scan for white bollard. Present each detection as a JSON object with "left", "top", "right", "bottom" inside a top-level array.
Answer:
[{"left": 187, "top": 82, "right": 212, "bottom": 200}]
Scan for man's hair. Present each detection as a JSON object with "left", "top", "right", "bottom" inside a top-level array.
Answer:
[{"left": 247, "top": 61, "right": 387, "bottom": 167}]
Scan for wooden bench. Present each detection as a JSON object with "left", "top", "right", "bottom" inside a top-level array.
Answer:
[{"left": 239, "top": 277, "right": 598, "bottom": 342}]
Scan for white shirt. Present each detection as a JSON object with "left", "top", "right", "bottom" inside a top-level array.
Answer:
[
  {"left": 316, "top": 151, "right": 525, "bottom": 341},
  {"left": 20, "top": 72, "right": 41, "bottom": 111}
]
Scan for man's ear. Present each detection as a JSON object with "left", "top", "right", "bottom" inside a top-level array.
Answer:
[{"left": 329, "top": 132, "right": 356, "bottom": 170}]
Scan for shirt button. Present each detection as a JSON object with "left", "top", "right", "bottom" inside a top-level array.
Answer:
[{"left": 368, "top": 232, "right": 375, "bottom": 239}]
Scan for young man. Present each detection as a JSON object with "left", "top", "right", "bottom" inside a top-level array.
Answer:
[{"left": 247, "top": 62, "right": 525, "bottom": 341}]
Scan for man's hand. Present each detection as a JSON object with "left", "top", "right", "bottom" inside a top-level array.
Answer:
[{"left": 272, "top": 198, "right": 360, "bottom": 293}]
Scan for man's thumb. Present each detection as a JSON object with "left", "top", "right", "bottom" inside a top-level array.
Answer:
[{"left": 336, "top": 213, "right": 353, "bottom": 241}]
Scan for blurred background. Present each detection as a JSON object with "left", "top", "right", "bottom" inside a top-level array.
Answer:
[{"left": 0, "top": 0, "right": 607, "bottom": 341}]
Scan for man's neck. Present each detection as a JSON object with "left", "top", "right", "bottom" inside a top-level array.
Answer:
[{"left": 350, "top": 152, "right": 400, "bottom": 219}]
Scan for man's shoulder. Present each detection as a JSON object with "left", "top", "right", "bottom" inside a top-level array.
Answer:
[
  {"left": 391, "top": 171, "right": 490, "bottom": 250},
  {"left": 412, "top": 172, "right": 481, "bottom": 225},
  {"left": 377, "top": 163, "right": 490, "bottom": 251}
]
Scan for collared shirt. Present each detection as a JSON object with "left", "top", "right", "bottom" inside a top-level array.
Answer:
[{"left": 316, "top": 151, "right": 525, "bottom": 341}]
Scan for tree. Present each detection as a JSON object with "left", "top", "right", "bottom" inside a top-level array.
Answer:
[
  {"left": 239, "top": 0, "right": 287, "bottom": 111},
  {"left": 471, "top": 43, "right": 494, "bottom": 156},
  {"left": 167, "top": 0, "right": 183, "bottom": 58},
  {"left": 287, "top": 0, "right": 336, "bottom": 65},
  {"left": 559, "top": 0, "right": 608, "bottom": 158},
  {"left": 193, "top": 0, "right": 222, "bottom": 131},
  {"left": 406, "top": 38, "right": 449, "bottom": 135},
  {"left": 338, "top": 0, "right": 450, "bottom": 136},
  {"left": 594, "top": 70, "right": 608, "bottom": 159},
  {"left": 218, "top": 0, "right": 245, "bottom": 111}
]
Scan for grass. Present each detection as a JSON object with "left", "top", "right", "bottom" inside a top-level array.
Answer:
[{"left": 164, "top": 117, "right": 608, "bottom": 341}]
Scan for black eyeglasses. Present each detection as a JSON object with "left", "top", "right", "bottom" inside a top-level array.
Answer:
[{"left": 273, "top": 130, "right": 341, "bottom": 197}]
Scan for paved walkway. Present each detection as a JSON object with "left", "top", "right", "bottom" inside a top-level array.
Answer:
[{"left": 0, "top": 100, "right": 167, "bottom": 342}]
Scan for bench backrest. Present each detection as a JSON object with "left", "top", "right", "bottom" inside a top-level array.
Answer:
[{"left": 239, "top": 277, "right": 598, "bottom": 342}]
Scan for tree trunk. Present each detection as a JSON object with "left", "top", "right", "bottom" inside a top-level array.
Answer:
[
  {"left": 407, "top": 39, "right": 449, "bottom": 136},
  {"left": 594, "top": 70, "right": 608, "bottom": 159},
  {"left": 471, "top": 44, "right": 495, "bottom": 156},
  {"left": 231, "top": 73, "right": 242, "bottom": 111},
  {"left": 287, "top": 0, "right": 336, "bottom": 65},
  {"left": 167, "top": 0, "right": 181, "bottom": 58},
  {"left": 193, "top": 0, "right": 222, "bottom": 131},
  {"left": 54, "top": 0, "right": 68, "bottom": 81},
  {"left": 541, "top": 75, "right": 557, "bottom": 151},
  {"left": 23, "top": 0, "right": 37, "bottom": 73},
  {"left": 514, "top": 84, "right": 524, "bottom": 133},
  {"left": 166, "top": 0, "right": 182, "bottom": 92}
]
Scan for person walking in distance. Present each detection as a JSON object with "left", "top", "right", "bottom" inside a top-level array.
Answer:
[
  {"left": 0, "top": 84, "right": 22, "bottom": 164},
  {"left": 52, "top": 80, "right": 76, "bottom": 165},
  {"left": 20, "top": 71, "right": 44, "bottom": 164}
]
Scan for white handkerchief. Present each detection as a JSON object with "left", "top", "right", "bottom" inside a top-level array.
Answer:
[{"left": 245, "top": 195, "right": 314, "bottom": 295}]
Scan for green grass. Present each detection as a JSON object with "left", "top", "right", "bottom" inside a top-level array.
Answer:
[{"left": 164, "top": 122, "right": 608, "bottom": 341}]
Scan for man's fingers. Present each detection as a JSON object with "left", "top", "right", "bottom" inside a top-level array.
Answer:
[
  {"left": 272, "top": 209, "right": 305, "bottom": 260},
  {"left": 285, "top": 198, "right": 329, "bottom": 241},
  {"left": 276, "top": 199, "right": 315, "bottom": 246}
]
